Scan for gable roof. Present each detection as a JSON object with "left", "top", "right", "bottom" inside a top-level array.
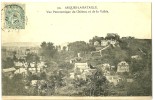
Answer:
[{"left": 118, "top": 61, "right": 129, "bottom": 66}]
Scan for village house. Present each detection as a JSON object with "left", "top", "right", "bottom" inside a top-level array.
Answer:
[
  {"left": 74, "top": 63, "right": 89, "bottom": 73},
  {"left": 31, "top": 80, "right": 38, "bottom": 87},
  {"left": 101, "top": 39, "right": 119, "bottom": 47},
  {"left": 71, "top": 63, "right": 97, "bottom": 80},
  {"left": 27, "top": 62, "right": 47, "bottom": 74},
  {"left": 2, "top": 67, "right": 16, "bottom": 78},
  {"left": 109, "top": 40, "right": 117, "bottom": 45},
  {"left": 37, "top": 61, "right": 47, "bottom": 69},
  {"left": 102, "top": 63, "right": 111, "bottom": 71},
  {"left": 14, "top": 67, "right": 27, "bottom": 76},
  {"left": 101, "top": 40, "right": 109, "bottom": 47},
  {"left": 131, "top": 55, "right": 142, "bottom": 60},
  {"left": 117, "top": 61, "right": 129, "bottom": 72},
  {"left": 105, "top": 75, "right": 122, "bottom": 86},
  {"left": 25, "top": 48, "right": 39, "bottom": 55},
  {"left": 126, "top": 78, "right": 134, "bottom": 83},
  {"left": 94, "top": 41, "right": 100, "bottom": 46},
  {"left": 14, "top": 61, "right": 28, "bottom": 69},
  {"left": 28, "top": 67, "right": 37, "bottom": 74},
  {"left": 30, "top": 62, "right": 36, "bottom": 67},
  {"left": 28, "top": 67, "right": 44, "bottom": 74},
  {"left": 14, "top": 61, "right": 24, "bottom": 67}
]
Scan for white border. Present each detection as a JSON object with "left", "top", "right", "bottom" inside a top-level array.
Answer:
[
  {"left": 0, "top": 0, "right": 154, "bottom": 100},
  {"left": 0, "top": 0, "right": 152, "bottom": 2}
]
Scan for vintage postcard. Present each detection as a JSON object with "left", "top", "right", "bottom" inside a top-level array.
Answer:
[{"left": 1, "top": 2, "right": 152, "bottom": 100}]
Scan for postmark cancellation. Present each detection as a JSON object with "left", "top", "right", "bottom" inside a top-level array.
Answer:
[{"left": 3, "top": 3, "right": 25, "bottom": 29}]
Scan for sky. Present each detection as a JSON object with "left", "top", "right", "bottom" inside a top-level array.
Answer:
[{"left": 2, "top": 2, "right": 151, "bottom": 45}]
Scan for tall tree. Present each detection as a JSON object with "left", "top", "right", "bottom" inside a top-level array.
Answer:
[
  {"left": 68, "top": 41, "right": 95, "bottom": 54},
  {"left": 40, "top": 42, "right": 57, "bottom": 60},
  {"left": 105, "top": 33, "right": 120, "bottom": 41}
]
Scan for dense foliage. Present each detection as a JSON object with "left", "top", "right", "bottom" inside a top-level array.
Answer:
[{"left": 2, "top": 34, "right": 152, "bottom": 96}]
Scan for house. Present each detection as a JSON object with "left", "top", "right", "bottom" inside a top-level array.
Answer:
[
  {"left": 3, "top": 67, "right": 16, "bottom": 73},
  {"left": 27, "top": 62, "right": 46, "bottom": 74},
  {"left": 2, "top": 67, "right": 16, "bottom": 78},
  {"left": 109, "top": 40, "right": 117, "bottom": 45},
  {"left": 28, "top": 66, "right": 43, "bottom": 74},
  {"left": 101, "top": 40, "right": 109, "bottom": 47},
  {"left": 37, "top": 61, "right": 47, "bottom": 68},
  {"left": 74, "top": 63, "right": 89, "bottom": 73},
  {"left": 106, "top": 75, "right": 122, "bottom": 86},
  {"left": 31, "top": 80, "right": 47, "bottom": 88},
  {"left": 30, "top": 62, "right": 35, "bottom": 67},
  {"left": 102, "top": 63, "right": 111, "bottom": 71},
  {"left": 14, "top": 61, "right": 24, "bottom": 67},
  {"left": 94, "top": 41, "right": 100, "bottom": 46},
  {"left": 14, "top": 68, "right": 27, "bottom": 75},
  {"left": 131, "top": 55, "right": 142, "bottom": 60},
  {"left": 72, "top": 63, "right": 97, "bottom": 81},
  {"left": 31, "top": 80, "right": 38, "bottom": 87},
  {"left": 117, "top": 61, "right": 129, "bottom": 72},
  {"left": 14, "top": 62, "right": 28, "bottom": 68},
  {"left": 28, "top": 67, "right": 37, "bottom": 74},
  {"left": 127, "top": 78, "right": 134, "bottom": 82}
]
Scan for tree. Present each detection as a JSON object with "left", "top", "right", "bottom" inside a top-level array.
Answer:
[
  {"left": 2, "top": 57, "right": 15, "bottom": 68},
  {"left": 40, "top": 72, "right": 47, "bottom": 80},
  {"left": 2, "top": 74, "right": 28, "bottom": 95},
  {"left": 105, "top": 33, "right": 120, "bottom": 41},
  {"left": 40, "top": 42, "right": 57, "bottom": 60},
  {"left": 68, "top": 41, "right": 93, "bottom": 54},
  {"left": 72, "top": 67, "right": 108, "bottom": 96},
  {"left": 26, "top": 53, "right": 40, "bottom": 64},
  {"left": 63, "top": 46, "right": 67, "bottom": 51},
  {"left": 89, "top": 36, "right": 104, "bottom": 45}
]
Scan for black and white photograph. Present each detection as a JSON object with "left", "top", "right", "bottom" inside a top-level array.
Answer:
[{"left": 1, "top": 2, "right": 152, "bottom": 100}]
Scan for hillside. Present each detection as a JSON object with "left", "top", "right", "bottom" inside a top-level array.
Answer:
[{"left": 2, "top": 37, "right": 152, "bottom": 96}]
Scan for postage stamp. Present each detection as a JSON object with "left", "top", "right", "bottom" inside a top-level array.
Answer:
[{"left": 4, "top": 4, "right": 25, "bottom": 29}]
